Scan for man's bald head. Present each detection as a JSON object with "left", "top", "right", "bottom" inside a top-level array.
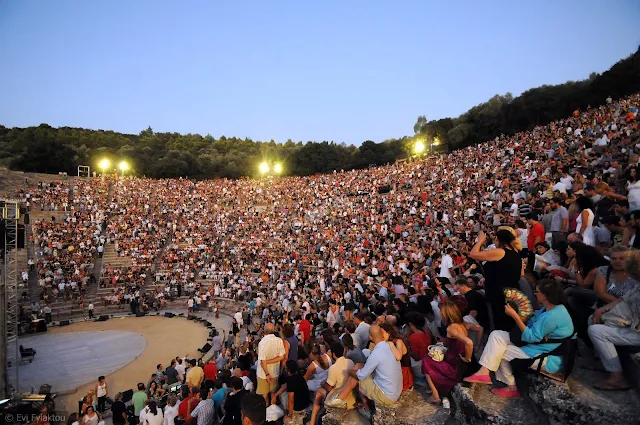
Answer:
[
  {"left": 385, "top": 315, "right": 397, "bottom": 325},
  {"left": 265, "top": 323, "right": 275, "bottom": 334},
  {"left": 232, "top": 368, "right": 242, "bottom": 378},
  {"left": 369, "top": 324, "right": 384, "bottom": 343}
]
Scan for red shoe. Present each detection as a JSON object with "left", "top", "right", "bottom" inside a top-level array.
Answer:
[
  {"left": 463, "top": 373, "right": 492, "bottom": 384},
  {"left": 491, "top": 387, "right": 520, "bottom": 398}
]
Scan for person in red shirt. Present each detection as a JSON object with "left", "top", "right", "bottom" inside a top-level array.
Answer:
[
  {"left": 177, "top": 386, "right": 198, "bottom": 424},
  {"left": 297, "top": 313, "right": 311, "bottom": 347},
  {"left": 203, "top": 358, "right": 217, "bottom": 381},
  {"left": 527, "top": 214, "right": 545, "bottom": 271}
]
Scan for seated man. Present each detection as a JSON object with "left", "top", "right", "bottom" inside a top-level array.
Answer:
[
  {"left": 309, "top": 341, "right": 356, "bottom": 425},
  {"left": 272, "top": 360, "right": 310, "bottom": 420},
  {"left": 334, "top": 325, "right": 402, "bottom": 412}
]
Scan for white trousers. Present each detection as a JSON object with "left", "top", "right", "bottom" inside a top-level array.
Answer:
[
  {"left": 588, "top": 324, "right": 640, "bottom": 373},
  {"left": 479, "top": 330, "right": 531, "bottom": 386}
]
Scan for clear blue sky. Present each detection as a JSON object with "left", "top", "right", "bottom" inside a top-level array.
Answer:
[{"left": 1, "top": 1, "right": 638, "bottom": 145}]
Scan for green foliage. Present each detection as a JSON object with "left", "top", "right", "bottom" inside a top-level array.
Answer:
[
  {"left": 415, "top": 47, "right": 640, "bottom": 150},
  {"left": 1, "top": 48, "right": 638, "bottom": 179}
]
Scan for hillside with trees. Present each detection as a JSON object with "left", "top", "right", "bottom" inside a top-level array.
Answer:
[{"left": 1, "top": 48, "right": 638, "bottom": 179}]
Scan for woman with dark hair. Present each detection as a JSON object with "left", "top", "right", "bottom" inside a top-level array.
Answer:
[
  {"left": 465, "top": 279, "right": 574, "bottom": 398},
  {"left": 303, "top": 342, "right": 332, "bottom": 392},
  {"left": 469, "top": 227, "right": 522, "bottom": 331},
  {"left": 380, "top": 322, "right": 413, "bottom": 391},
  {"left": 341, "top": 333, "right": 365, "bottom": 365},
  {"left": 82, "top": 406, "right": 99, "bottom": 425},
  {"left": 144, "top": 400, "right": 163, "bottom": 425},
  {"left": 562, "top": 241, "right": 609, "bottom": 344},
  {"left": 282, "top": 323, "right": 298, "bottom": 364},
  {"left": 574, "top": 196, "right": 596, "bottom": 246},
  {"left": 147, "top": 381, "right": 165, "bottom": 402}
]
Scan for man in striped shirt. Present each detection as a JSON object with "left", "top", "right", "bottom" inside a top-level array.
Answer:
[{"left": 517, "top": 197, "right": 531, "bottom": 218}]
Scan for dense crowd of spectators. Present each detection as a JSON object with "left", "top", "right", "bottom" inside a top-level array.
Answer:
[{"left": 37, "top": 94, "right": 640, "bottom": 425}]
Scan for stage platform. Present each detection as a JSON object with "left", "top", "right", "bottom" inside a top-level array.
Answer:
[{"left": 17, "top": 330, "right": 146, "bottom": 393}]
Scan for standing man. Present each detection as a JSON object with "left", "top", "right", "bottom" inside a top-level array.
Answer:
[
  {"left": 439, "top": 248, "right": 455, "bottom": 280},
  {"left": 256, "top": 323, "right": 286, "bottom": 406},
  {"left": 88, "top": 302, "right": 95, "bottom": 319},
  {"left": 550, "top": 197, "right": 569, "bottom": 247},
  {"left": 110, "top": 392, "right": 127, "bottom": 425},
  {"left": 43, "top": 304, "right": 52, "bottom": 324},
  {"left": 165, "top": 360, "right": 179, "bottom": 385},
  {"left": 234, "top": 309, "right": 243, "bottom": 333},
  {"left": 132, "top": 383, "right": 148, "bottom": 417},
  {"left": 526, "top": 213, "right": 545, "bottom": 272},
  {"left": 186, "top": 359, "right": 204, "bottom": 389}
]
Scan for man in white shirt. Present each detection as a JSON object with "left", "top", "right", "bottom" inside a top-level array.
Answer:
[
  {"left": 439, "top": 248, "right": 455, "bottom": 280},
  {"left": 175, "top": 358, "right": 186, "bottom": 383},
  {"left": 256, "top": 323, "right": 285, "bottom": 406},
  {"left": 327, "top": 302, "right": 339, "bottom": 328},
  {"left": 234, "top": 309, "right": 243, "bottom": 328}
]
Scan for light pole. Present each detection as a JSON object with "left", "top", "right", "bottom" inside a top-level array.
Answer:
[
  {"left": 119, "top": 161, "right": 129, "bottom": 177},
  {"left": 98, "top": 159, "right": 111, "bottom": 176}
]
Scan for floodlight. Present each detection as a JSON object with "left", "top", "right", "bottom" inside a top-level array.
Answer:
[
  {"left": 98, "top": 159, "right": 111, "bottom": 171},
  {"left": 414, "top": 141, "right": 426, "bottom": 154},
  {"left": 259, "top": 162, "right": 270, "bottom": 174},
  {"left": 274, "top": 163, "right": 283, "bottom": 174},
  {"left": 119, "top": 161, "right": 129, "bottom": 172}
]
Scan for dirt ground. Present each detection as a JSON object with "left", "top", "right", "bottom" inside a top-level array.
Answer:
[{"left": 50, "top": 315, "right": 221, "bottom": 415}]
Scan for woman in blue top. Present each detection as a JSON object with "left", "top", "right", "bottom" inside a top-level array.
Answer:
[{"left": 465, "top": 279, "right": 574, "bottom": 398}]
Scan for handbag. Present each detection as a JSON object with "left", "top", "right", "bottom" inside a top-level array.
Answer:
[
  {"left": 602, "top": 301, "right": 633, "bottom": 328},
  {"left": 428, "top": 342, "right": 448, "bottom": 362}
]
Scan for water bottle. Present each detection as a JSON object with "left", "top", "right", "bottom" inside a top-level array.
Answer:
[{"left": 442, "top": 397, "right": 451, "bottom": 414}]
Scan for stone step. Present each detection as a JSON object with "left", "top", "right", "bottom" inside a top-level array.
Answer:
[
  {"left": 451, "top": 358, "right": 640, "bottom": 425},
  {"left": 321, "top": 388, "right": 451, "bottom": 425}
]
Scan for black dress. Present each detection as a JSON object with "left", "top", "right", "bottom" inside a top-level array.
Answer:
[{"left": 482, "top": 248, "right": 522, "bottom": 331}]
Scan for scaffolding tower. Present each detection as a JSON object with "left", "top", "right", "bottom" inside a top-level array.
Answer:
[{"left": 1, "top": 199, "right": 20, "bottom": 398}]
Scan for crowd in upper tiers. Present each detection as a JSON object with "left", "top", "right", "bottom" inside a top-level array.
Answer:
[{"left": 9, "top": 94, "right": 640, "bottom": 425}]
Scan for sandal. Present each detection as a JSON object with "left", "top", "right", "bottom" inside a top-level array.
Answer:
[
  {"left": 464, "top": 373, "right": 492, "bottom": 384},
  {"left": 491, "top": 387, "right": 520, "bottom": 398}
]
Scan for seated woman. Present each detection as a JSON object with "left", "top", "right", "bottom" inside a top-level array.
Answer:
[
  {"left": 465, "top": 279, "right": 574, "bottom": 398},
  {"left": 422, "top": 302, "right": 475, "bottom": 405},
  {"left": 380, "top": 323, "right": 413, "bottom": 391},
  {"left": 147, "top": 381, "right": 165, "bottom": 402},
  {"left": 303, "top": 342, "right": 332, "bottom": 393},
  {"left": 562, "top": 242, "right": 609, "bottom": 344},
  {"left": 593, "top": 246, "right": 638, "bottom": 307},
  {"left": 587, "top": 251, "right": 640, "bottom": 391}
]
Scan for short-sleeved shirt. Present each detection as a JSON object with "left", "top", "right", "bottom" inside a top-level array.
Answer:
[
  {"left": 550, "top": 206, "right": 569, "bottom": 232},
  {"left": 439, "top": 255, "right": 454, "bottom": 279},
  {"left": 346, "top": 347, "right": 366, "bottom": 365},
  {"left": 409, "top": 330, "right": 430, "bottom": 360},
  {"left": 186, "top": 366, "right": 204, "bottom": 388},
  {"left": 285, "top": 373, "right": 310, "bottom": 412},
  {"left": 132, "top": 391, "right": 148, "bottom": 416},
  {"left": 203, "top": 363, "right": 217, "bottom": 381},
  {"left": 326, "top": 356, "right": 354, "bottom": 392},
  {"left": 256, "top": 334, "right": 285, "bottom": 379},
  {"left": 111, "top": 400, "right": 127, "bottom": 425},
  {"left": 165, "top": 367, "right": 179, "bottom": 384},
  {"left": 527, "top": 222, "right": 545, "bottom": 251},
  {"left": 597, "top": 266, "right": 639, "bottom": 299}
]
